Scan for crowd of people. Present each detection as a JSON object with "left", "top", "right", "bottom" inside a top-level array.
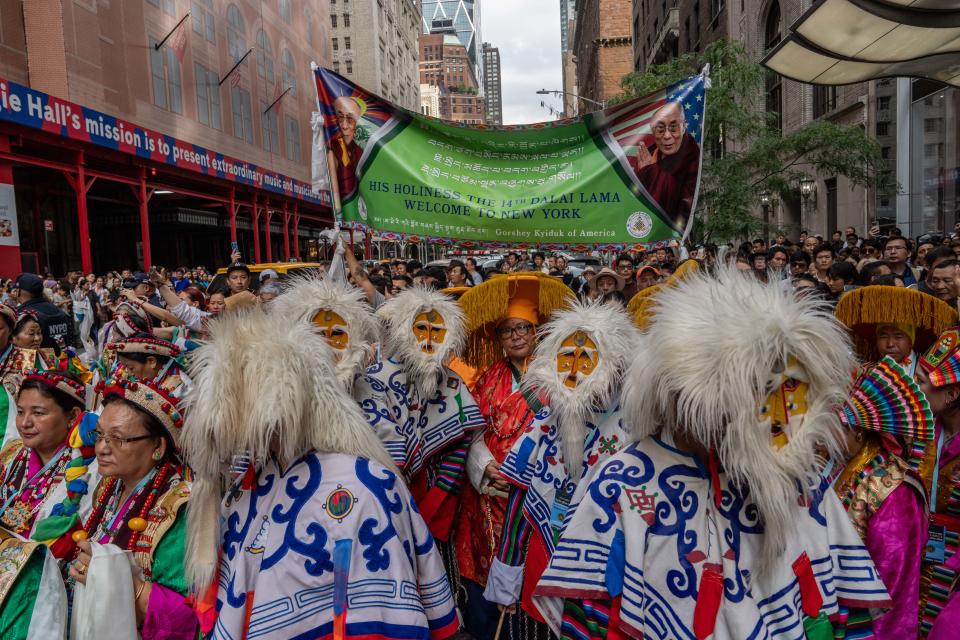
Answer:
[{"left": 0, "top": 224, "right": 958, "bottom": 639}]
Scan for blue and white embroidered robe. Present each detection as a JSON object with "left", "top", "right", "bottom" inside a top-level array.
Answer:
[
  {"left": 499, "top": 403, "right": 627, "bottom": 556},
  {"left": 533, "top": 435, "right": 892, "bottom": 640},
  {"left": 356, "top": 357, "right": 483, "bottom": 476},
  {"left": 212, "top": 452, "right": 460, "bottom": 640}
]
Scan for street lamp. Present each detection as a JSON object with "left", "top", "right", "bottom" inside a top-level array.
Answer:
[
  {"left": 760, "top": 191, "right": 771, "bottom": 238},
  {"left": 799, "top": 178, "right": 817, "bottom": 205},
  {"left": 536, "top": 89, "right": 606, "bottom": 110}
]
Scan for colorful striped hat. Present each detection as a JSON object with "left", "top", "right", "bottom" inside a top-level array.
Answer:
[
  {"left": 919, "top": 327, "right": 960, "bottom": 388},
  {"left": 841, "top": 356, "right": 935, "bottom": 441}
]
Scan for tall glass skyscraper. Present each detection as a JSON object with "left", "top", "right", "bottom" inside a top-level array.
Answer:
[
  {"left": 421, "top": 0, "right": 482, "bottom": 87},
  {"left": 560, "top": 0, "right": 575, "bottom": 51}
]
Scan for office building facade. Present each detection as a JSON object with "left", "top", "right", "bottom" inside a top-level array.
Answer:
[
  {"left": 329, "top": 0, "right": 421, "bottom": 111},
  {"left": 418, "top": 33, "right": 485, "bottom": 125},
  {"left": 572, "top": 0, "right": 633, "bottom": 110},
  {"left": 421, "top": 0, "right": 482, "bottom": 91},
  {"left": 0, "top": 0, "right": 334, "bottom": 275},
  {"left": 482, "top": 42, "right": 502, "bottom": 125}
]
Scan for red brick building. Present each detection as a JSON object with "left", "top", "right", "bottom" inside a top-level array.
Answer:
[
  {"left": 418, "top": 32, "right": 485, "bottom": 125},
  {"left": 0, "top": 0, "right": 334, "bottom": 276},
  {"left": 572, "top": 0, "right": 633, "bottom": 111}
]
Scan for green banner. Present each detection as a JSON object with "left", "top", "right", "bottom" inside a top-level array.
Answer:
[{"left": 315, "top": 68, "right": 706, "bottom": 249}]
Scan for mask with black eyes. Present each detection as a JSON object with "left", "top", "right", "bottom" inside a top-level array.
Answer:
[
  {"left": 313, "top": 309, "right": 350, "bottom": 354},
  {"left": 377, "top": 287, "right": 467, "bottom": 402},
  {"left": 270, "top": 276, "right": 381, "bottom": 392}
]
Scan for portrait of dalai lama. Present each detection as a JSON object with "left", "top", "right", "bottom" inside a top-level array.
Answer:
[
  {"left": 327, "top": 95, "right": 365, "bottom": 208},
  {"left": 629, "top": 100, "right": 701, "bottom": 230}
]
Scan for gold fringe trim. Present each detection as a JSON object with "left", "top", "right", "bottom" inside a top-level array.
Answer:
[
  {"left": 834, "top": 285, "right": 958, "bottom": 361},
  {"left": 458, "top": 271, "right": 574, "bottom": 371},
  {"left": 627, "top": 284, "right": 662, "bottom": 330},
  {"left": 628, "top": 259, "right": 700, "bottom": 329}
]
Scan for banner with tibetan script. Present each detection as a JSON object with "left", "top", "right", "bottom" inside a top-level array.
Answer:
[{"left": 314, "top": 67, "right": 706, "bottom": 249}]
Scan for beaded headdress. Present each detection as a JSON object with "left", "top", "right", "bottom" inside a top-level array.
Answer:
[
  {"left": 102, "top": 377, "right": 183, "bottom": 444},
  {"left": 109, "top": 336, "right": 180, "bottom": 360},
  {"left": 114, "top": 299, "right": 154, "bottom": 337},
  {"left": 919, "top": 327, "right": 960, "bottom": 388},
  {"left": 14, "top": 309, "right": 40, "bottom": 331},
  {"left": 23, "top": 369, "right": 86, "bottom": 407}
]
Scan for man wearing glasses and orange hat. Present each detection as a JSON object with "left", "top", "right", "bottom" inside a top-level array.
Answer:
[{"left": 453, "top": 273, "right": 573, "bottom": 640}]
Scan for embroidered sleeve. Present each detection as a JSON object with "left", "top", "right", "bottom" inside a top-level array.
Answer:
[
  {"left": 823, "top": 490, "right": 893, "bottom": 609},
  {"left": 536, "top": 464, "right": 631, "bottom": 596},
  {"left": 430, "top": 431, "right": 472, "bottom": 495},
  {"left": 497, "top": 483, "right": 532, "bottom": 566},
  {"left": 499, "top": 418, "right": 543, "bottom": 489}
]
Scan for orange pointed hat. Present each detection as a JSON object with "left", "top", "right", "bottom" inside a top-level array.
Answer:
[
  {"left": 458, "top": 272, "right": 574, "bottom": 371},
  {"left": 834, "top": 285, "right": 958, "bottom": 363}
]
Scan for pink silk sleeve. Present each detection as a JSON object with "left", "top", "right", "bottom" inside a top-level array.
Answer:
[
  {"left": 866, "top": 483, "right": 925, "bottom": 640},
  {"left": 142, "top": 582, "right": 198, "bottom": 640}
]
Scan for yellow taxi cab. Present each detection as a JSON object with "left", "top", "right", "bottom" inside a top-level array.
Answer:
[{"left": 209, "top": 261, "right": 325, "bottom": 294}]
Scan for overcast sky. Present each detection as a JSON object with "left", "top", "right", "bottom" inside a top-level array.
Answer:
[{"left": 481, "top": 0, "right": 563, "bottom": 125}]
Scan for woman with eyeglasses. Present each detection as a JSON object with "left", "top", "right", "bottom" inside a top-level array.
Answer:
[
  {"left": 54, "top": 376, "right": 197, "bottom": 638},
  {"left": 453, "top": 274, "right": 574, "bottom": 640},
  {"left": 0, "top": 371, "right": 92, "bottom": 639}
]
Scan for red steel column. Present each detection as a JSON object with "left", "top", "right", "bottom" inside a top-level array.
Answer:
[
  {"left": 63, "top": 151, "right": 94, "bottom": 274},
  {"left": 282, "top": 201, "right": 290, "bottom": 261},
  {"left": 263, "top": 204, "right": 273, "bottom": 263},
  {"left": 251, "top": 192, "right": 261, "bottom": 263},
  {"left": 137, "top": 167, "right": 152, "bottom": 270},
  {"left": 228, "top": 188, "right": 237, "bottom": 243}
]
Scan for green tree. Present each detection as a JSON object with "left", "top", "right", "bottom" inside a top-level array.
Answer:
[{"left": 613, "top": 40, "right": 888, "bottom": 244}]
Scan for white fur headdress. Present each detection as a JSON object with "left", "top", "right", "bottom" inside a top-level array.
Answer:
[
  {"left": 623, "top": 265, "right": 854, "bottom": 568},
  {"left": 524, "top": 300, "right": 639, "bottom": 480},
  {"left": 181, "top": 306, "right": 395, "bottom": 592},
  {"left": 377, "top": 287, "right": 466, "bottom": 400},
  {"left": 271, "top": 274, "right": 380, "bottom": 390}
]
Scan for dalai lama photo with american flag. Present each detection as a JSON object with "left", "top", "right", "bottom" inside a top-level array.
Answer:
[
  {"left": 628, "top": 99, "right": 701, "bottom": 231},
  {"left": 599, "top": 73, "right": 706, "bottom": 235}
]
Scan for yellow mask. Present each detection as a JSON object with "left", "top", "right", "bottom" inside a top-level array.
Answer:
[
  {"left": 312, "top": 309, "right": 349, "bottom": 351},
  {"left": 556, "top": 331, "right": 600, "bottom": 389},
  {"left": 413, "top": 310, "right": 447, "bottom": 354},
  {"left": 759, "top": 356, "right": 810, "bottom": 449}
]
